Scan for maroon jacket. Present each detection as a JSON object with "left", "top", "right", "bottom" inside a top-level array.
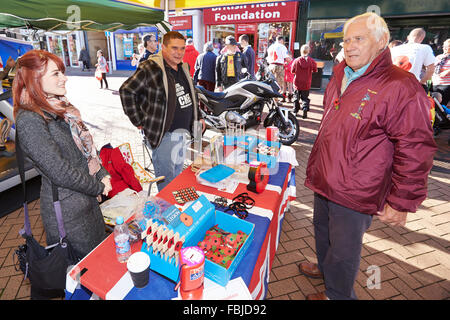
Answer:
[
  {"left": 291, "top": 55, "right": 317, "bottom": 90},
  {"left": 305, "top": 48, "right": 437, "bottom": 215}
]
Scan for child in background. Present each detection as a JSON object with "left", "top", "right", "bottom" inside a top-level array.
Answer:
[{"left": 283, "top": 52, "right": 295, "bottom": 103}]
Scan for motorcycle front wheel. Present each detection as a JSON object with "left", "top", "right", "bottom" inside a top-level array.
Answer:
[{"left": 269, "top": 111, "right": 299, "bottom": 145}]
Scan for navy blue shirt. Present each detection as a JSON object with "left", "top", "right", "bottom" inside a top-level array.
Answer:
[
  {"left": 243, "top": 46, "right": 255, "bottom": 78},
  {"left": 194, "top": 51, "right": 217, "bottom": 83}
]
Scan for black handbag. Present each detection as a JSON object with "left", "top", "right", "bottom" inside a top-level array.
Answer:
[{"left": 13, "top": 133, "right": 80, "bottom": 300}]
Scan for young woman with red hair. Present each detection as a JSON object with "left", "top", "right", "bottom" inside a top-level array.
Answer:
[{"left": 13, "top": 50, "right": 112, "bottom": 258}]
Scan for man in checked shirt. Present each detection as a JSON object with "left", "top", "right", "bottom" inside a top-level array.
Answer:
[{"left": 120, "top": 31, "right": 205, "bottom": 191}]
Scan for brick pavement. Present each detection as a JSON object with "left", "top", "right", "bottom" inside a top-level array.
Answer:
[{"left": 0, "top": 71, "right": 449, "bottom": 300}]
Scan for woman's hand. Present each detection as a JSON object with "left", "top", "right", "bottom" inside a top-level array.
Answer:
[{"left": 101, "top": 175, "right": 112, "bottom": 196}]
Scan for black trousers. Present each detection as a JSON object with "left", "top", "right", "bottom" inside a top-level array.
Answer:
[
  {"left": 293, "top": 90, "right": 310, "bottom": 112},
  {"left": 100, "top": 73, "right": 108, "bottom": 89},
  {"left": 313, "top": 193, "right": 373, "bottom": 300}
]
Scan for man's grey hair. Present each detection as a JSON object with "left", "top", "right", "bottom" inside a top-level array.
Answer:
[
  {"left": 300, "top": 44, "right": 310, "bottom": 55},
  {"left": 203, "top": 41, "right": 214, "bottom": 52},
  {"left": 343, "top": 12, "right": 390, "bottom": 48},
  {"left": 186, "top": 38, "right": 194, "bottom": 45}
]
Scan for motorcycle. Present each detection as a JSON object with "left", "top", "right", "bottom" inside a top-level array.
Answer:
[{"left": 195, "top": 62, "right": 299, "bottom": 145}]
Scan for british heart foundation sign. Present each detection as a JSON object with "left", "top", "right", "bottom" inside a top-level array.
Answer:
[{"left": 203, "top": 1, "right": 299, "bottom": 25}]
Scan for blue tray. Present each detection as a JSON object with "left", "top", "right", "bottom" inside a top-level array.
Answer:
[{"left": 199, "top": 164, "right": 235, "bottom": 183}]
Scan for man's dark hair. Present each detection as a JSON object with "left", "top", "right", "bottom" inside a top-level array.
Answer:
[
  {"left": 276, "top": 35, "right": 284, "bottom": 42},
  {"left": 143, "top": 33, "right": 156, "bottom": 48},
  {"left": 239, "top": 34, "right": 249, "bottom": 43},
  {"left": 163, "top": 31, "right": 186, "bottom": 45}
]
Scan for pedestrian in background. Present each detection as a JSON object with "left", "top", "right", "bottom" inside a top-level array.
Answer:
[
  {"left": 301, "top": 13, "right": 436, "bottom": 300},
  {"left": 215, "top": 35, "right": 248, "bottom": 90},
  {"left": 194, "top": 42, "right": 217, "bottom": 111},
  {"left": 266, "top": 36, "right": 289, "bottom": 94},
  {"left": 131, "top": 43, "right": 145, "bottom": 68},
  {"left": 391, "top": 28, "right": 435, "bottom": 91},
  {"left": 95, "top": 50, "right": 108, "bottom": 89},
  {"left": 239, "top": 34, "right": 255, "bottom": 79},
  {"left": 139, "top": 33, "right": 158, "bottom": 63},
  {"left": 291, "top": 44, "right": 317, "bottom": 117},
  {"left": 78, "top": 47, "right": 90, "bottom": 71},
  {"left": 283, "top": 51, "right": 294, "bottom": 103},
  {"left": 183, "top": 38, "right": 199, "bottom": 78},
  {"left": 432, "top": 38, "right": 450, "bottom": 106},
  {"left": 13, "top": 50, "right": 112, "bottom": 259}
]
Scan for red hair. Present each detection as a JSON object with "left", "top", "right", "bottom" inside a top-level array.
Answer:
[{"left": 12, "top": 50, "right": 66, "bottom": 119}]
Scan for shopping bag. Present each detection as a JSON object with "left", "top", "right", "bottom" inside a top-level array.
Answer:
[{"left": 95, "top": 68, "right": 102, "bottom": 80}]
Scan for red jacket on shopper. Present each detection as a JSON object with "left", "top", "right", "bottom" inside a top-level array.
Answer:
[
  {"left": 305, "top": 48, "right": 437, "bottom": 215},
  {"left": 99, "top": 145, "right": 143, "bottom": 198},
  {"left": 291, "top": 55, "right": 317, "bottom": 90},
  {"left": 183, "top": 44, "right": 199, "bottom": 78}
]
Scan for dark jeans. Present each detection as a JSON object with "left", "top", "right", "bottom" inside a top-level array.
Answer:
[
  {"left": 293, "top": 90, "right": 310, "bottom": 112},
  {"left": 313, "top": 193, "right": 373, "bottom": 300},
  {"left": 198, "top": 79, "right": 215, "bottom": 112}
]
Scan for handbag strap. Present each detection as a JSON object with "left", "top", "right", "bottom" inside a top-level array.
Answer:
[
  {"left": 15, "top": 132, "right": 32, "bottom": 237},
  {"left": 16, "top": 132, "right": 67, "bottom": 240}
]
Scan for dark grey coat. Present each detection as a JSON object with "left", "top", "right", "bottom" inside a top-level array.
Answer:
[{"left": 16, "top": 109, "right": 108, "bottom": 258}]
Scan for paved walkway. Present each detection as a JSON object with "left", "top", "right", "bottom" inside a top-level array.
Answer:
[{"left": 0, "top": 71, "right": 448, "bottom": 300}]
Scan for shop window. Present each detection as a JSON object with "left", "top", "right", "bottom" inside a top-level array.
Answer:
[
  {"left": 207, "top": 24, "right": 235, "bottom": 55},
  {"left": 306, "top": 19, "right": 346, "bottom": 61},
  {"left": 68, "top": 34, "right": 78, "bottom": 66}
]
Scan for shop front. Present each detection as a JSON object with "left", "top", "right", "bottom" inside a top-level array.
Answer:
[
  {"left": 45, "top": 31, "right": 85, "bottom": 68},
  {"left": 203, "top": 1, "right": 299, "bottom": 67},
  {"left": 169, "top": 15, "right": 193, "bottom": 39},
  {"left": 111, "top": 26, "right": 159, "bottom": 71},
  {"left": 305, "top": 0, "right": 450, "bottom": 76}
]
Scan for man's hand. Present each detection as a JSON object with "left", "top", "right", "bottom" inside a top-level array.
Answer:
[{"left": 377, "top": 203, "right": 408, "bottom": 227}]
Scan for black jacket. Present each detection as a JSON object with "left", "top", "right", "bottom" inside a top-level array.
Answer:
[{"left": 215, "top": 51, "right": 248, "bottom": 88}]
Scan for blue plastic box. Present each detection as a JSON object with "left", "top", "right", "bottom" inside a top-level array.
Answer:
[
  {"left": 140, "top": 195, "right": 215, "bottom": 282},
  {"left": 203, "top": 210, "right": 255, "bottom": 287},
  {"left": 248, "top": 140, "right": 281, "bottom": 168},
  {"left": 224, "top": 135, "right": 257, "bottom": 151}
]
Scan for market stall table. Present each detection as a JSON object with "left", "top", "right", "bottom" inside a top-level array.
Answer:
[{"left": 66, "top": 147, "right": 297, "bottom": 300}]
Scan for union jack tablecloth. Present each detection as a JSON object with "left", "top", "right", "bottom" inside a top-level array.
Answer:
[{"left": 66, "top": 159, "right": 296, "bottom": 300}]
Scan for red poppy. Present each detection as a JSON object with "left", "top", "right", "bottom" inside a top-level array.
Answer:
[{"left": 175, "top": 241, "right": 183, "bottom": 251}]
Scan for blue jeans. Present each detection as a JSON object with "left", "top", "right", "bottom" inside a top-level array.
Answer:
[
  {"left": 148, "top": 131, "right": 187, "bottom": 192},
  {"left": 313, "top": 193, "right": 373, "bottom": 300}
]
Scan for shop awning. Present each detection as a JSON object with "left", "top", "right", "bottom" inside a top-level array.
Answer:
[
  {"left": 321, "top": 24, "right": 344, "bottom": 39},
  {"left": 0, "top": 0, "right": 171, "bottom": 32}
]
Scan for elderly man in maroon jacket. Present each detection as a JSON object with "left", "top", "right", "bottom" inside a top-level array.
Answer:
[{"left": 299, "top": 12, "right": 437, "bottom": 300}]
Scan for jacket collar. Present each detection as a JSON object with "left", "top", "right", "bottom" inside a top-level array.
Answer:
[{"left": 333, "top": 47, "right": 393, "bottom": 91}]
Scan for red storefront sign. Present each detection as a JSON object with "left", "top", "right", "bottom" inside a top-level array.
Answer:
[
  {"left": 236, "top": 24, "right": 257, "bottom": 33},
  {"left": 204, "top": 1, "right": 298, "bottom": 25},
  {"left": 169, "top": 16, "right": 193, "bottom": 30}
]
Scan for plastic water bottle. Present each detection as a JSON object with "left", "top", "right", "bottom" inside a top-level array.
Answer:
[{"left": 114, "top": 216, "right": 131, "bottom": 263}]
